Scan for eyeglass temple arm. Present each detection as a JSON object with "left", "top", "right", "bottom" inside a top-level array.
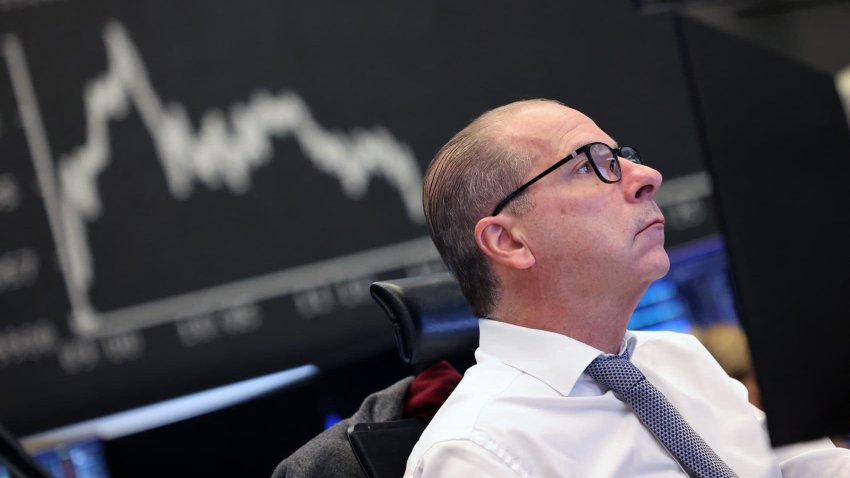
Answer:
[{"left": 490, "top": 156, "right": 572, "bottom": 216}]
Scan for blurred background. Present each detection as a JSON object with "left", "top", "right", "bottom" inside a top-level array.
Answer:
[{"left": 1, "top": 0, "right": 848, "bottom": 475}]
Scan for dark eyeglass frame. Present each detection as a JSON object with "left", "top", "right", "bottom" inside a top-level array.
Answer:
[{"left": 490, "top": 142, "right": 641, "bottom": 216}]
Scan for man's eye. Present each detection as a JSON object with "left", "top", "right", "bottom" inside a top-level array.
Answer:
[{"left": 576, "top": 161, "right": 592, "bottom": 174}]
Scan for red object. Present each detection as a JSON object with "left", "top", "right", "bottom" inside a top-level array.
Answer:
[{"left": 403, "top": 360, "right": 462, "bottom": 422}]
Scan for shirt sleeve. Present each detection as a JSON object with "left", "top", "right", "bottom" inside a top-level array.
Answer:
[
  {"left": 407, "top": 439, "right": 525, "bottom": 478},
  {"left": 773, "top": 437, "right": 850, "bottom": 477}
]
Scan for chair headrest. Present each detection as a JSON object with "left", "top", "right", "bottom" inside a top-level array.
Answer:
[{"left": 370, "top": 273, "right": 479, "bottom": 369}]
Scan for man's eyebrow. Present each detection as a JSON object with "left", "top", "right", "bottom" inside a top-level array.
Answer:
[{"left": 565, "top": 137, "right": 618, "bottom": 155}]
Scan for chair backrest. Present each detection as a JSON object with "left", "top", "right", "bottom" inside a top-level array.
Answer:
[
  {"left": 341, "top": 273, "right": 478, "bottom": 478},
  {"left": 369, "top": 272, "right": 479, "bottom": 372}
]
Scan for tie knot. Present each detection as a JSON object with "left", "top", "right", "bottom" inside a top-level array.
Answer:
[{"left": 585, "top": 354, "right": 645, "bottom": 394}]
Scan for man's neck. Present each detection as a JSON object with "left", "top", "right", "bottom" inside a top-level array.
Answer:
[{"left": 493, "top": 281, "right": 644, "bottom": 354}]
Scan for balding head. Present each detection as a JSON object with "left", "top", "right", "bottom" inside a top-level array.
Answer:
[{"left": 424, "top": 99, "right": 564, "bottom": 317}]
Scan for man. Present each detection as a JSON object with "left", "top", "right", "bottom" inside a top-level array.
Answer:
[{"left": 406, "top": 99, "right": 849, "bottom": 477}]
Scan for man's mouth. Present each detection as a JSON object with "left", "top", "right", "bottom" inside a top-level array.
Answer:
[{"left": 638, "top": 216, "right": 665, "bottom": 234}]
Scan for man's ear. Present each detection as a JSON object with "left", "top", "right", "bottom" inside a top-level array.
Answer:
[{"left": 474, "top": 216, "right": 535, "bottom": 270}]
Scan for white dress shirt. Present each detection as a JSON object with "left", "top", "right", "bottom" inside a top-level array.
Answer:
[{"left": 404, "top": 319, "right": 850, "bottom": 477}]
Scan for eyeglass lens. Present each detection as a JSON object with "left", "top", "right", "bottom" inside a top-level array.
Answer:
[
  {"left": 589, "top": 143, "right": 621, "bottom": 181},
  {"left": 587, "top": 143, "right": 641, "bottom": 182}
]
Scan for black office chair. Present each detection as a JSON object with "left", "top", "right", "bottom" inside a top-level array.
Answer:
[
  {"left": 273, "top": 272, "right": 478, "bottom": 478},
  {"left": 346, "top": 273, "right": 478, "bottom": 478}
]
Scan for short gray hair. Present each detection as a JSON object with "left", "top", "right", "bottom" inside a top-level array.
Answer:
[{"left": 423, "top": 102, "right": 544, "bottom": 317}]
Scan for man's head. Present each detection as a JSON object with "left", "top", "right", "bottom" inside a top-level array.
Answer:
[{"left": 424, "top": 99, "right": 669, "bottom": 320}]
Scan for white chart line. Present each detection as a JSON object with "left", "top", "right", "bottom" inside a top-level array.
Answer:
[
  {"left": 5, "top": 24, "right": 428, "bottom": 338},
  {"left": 58, "top": 20, "right": 426, "bottom": 330},
  {"left": 91, "top": 236, "right": 441, "bottom": 338},
  {"left": 2, "top": 35, "right": 97, "bottom": 331}
]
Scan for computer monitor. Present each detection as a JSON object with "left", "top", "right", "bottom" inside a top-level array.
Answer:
[
  {"left": 679, "top": 3, "right": 850, "bottom": 445},
  {"left": 0, "top": 438, "right": 110, "bottom": 478}
]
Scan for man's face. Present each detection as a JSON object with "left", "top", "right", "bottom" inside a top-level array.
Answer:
[{"left": 504, "top": 103, "right": 669, "bottom": 294}]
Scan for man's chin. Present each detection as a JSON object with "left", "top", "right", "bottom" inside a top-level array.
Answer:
[{"left": 647, "top": 249, "right": 671, "bottom": 281}]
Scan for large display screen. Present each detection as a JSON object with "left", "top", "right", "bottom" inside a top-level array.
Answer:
[{"left": 0, "top": 0, "right": 718, "bottom": 435}]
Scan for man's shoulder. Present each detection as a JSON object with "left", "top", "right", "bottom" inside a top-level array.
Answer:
[
  {"left": 631, "top": 328, "right": 700, "bottom": 343},
  {"left": 405, "top": 360, "right": 531, "bottom": 476},
  {"left": 412, "top": 359, "right": 523, "bottom": 443},
  {"left": 630, "top": 329, "right": 728, "bottom": 372},
  {"left": 631, "top": 329, "right": 706, "bottom": 353},
  {"left": 630, "top": 329, "right": 739, "bottom": 395}
]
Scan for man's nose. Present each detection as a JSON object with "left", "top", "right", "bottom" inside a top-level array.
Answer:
[{"left": 621, "top": 159, "right": 662, "bottom": 202}]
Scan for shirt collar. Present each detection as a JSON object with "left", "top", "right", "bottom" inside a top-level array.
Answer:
[{"left": 477, "top": 319, "right": 636, "bottom": 396}]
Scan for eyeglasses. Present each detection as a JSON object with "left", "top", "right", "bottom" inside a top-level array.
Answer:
[{"left": 491, "top": 142, "right": 641, "bottom": 216}]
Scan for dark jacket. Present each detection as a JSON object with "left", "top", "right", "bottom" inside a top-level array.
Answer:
[{"left": 271, "top": 377, "right": 413, "bottom": 478}]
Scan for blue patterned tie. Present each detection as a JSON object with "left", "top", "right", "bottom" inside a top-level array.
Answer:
[{"left": 585, "top": 353, "right": 738, "bottom": 478}]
